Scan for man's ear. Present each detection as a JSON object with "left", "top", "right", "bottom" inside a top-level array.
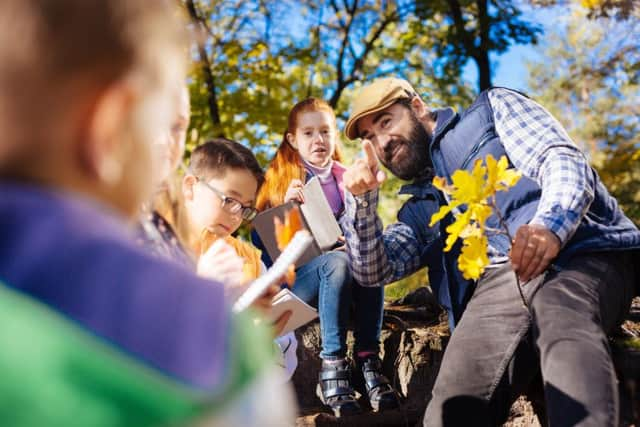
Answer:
[
  {"left": 80, "top": 83, "right": 134, "bottom": 185},
  {"left": 182, "top": 174, "right": 197, "bottom": 201},
  {"left": 286, "top": 132, "right": 297, "bottom": 150},
  {"left": 410, "top": 96, "right": 430, "bottom": 121}
]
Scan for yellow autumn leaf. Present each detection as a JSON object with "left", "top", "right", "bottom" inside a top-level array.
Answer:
[
  {"left": 438, "top": 203, "right": 491, "bottom": 250},
  {"left": 484, "top": 154, "right": 499, "bottom": 192},
  {"left": 430, "top": 155, "right": 521, "bottom": 279},
  {"left": 485, "top": 154, "right": 521, "bottom": 193},
  {"left": 430, "top": 202, "right": 457, "bottom": 227},
  {"left": 498, "top": 170, "right": 521, "bottom": 191},
  {"left": 443, "top": 210, "right": 472, "bottom": 251},
  {"left": 471, "top": 157, "right": 491, "bottom": 198},
  {"left": 460, "top": 222, "right": 483, "bottom": 239},
  {"left": 580, "top": 0, "right": 600, "bottom": 8},
  {"left": 450, "top": 161, "right": 487, "bottom": 204},
  {"left": 458, "top": 235, "right": 490, "bottom": 280},
  {"left": 469, "top": 203, "right": 492, "bottom": 227},
  {"left": 432, "top": 176, "right": 451, "bottom": 192}
]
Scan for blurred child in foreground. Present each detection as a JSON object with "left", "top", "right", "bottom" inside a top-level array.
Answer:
[
  {"left": 137, "top": 84, "right": 193, "bottom": 267},
  {"left": 0, "top": 1, "right": 294, "bottom": 425}
]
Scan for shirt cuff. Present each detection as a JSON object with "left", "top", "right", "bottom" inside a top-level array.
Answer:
[
  {"left": 530, "top": 208, "right": 578, "bottom": 247},
  {"left": 353, "top": 190, "right": 379, "bottom": 219}
]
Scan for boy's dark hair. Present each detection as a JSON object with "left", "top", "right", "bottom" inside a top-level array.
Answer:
[{"left": 189, "top": 138, "right": 265, "bottom": 189}]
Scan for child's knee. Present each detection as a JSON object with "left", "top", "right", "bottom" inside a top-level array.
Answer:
[{"left": 320, "top": 252, "right": 352, "bottom": 285}]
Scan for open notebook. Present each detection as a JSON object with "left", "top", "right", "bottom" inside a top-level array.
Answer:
[
  {"left": 269, "top": 288, "right": 317, "bottom": 335},
  {"left": 232, "top": 230, "right": 312, "bottom": 313},
  {"left": 252, "top": 176, "right": 342, "bottom": 267},
  {"left": 231, "top": 230, "right": 318, "bottom": 334}
]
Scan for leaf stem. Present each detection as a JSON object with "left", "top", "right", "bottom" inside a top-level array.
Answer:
[
  {"left": 490, "top": 197, "right": 529, "bottom": 310},
  {"left": 484, "top": 226, "right": 508, "bottom": 235}
]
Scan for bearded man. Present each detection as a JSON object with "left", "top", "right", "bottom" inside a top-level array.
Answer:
[{"left": 341, "top": 77, "right": 640, "bottom": 426}]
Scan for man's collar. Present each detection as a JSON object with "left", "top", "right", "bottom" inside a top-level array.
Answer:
[
  {"left": 398, "top": 177, "right": 439, "bottom": 198},
  {"left": 431, "top": 107, "right": 458, "bottom": 142}
]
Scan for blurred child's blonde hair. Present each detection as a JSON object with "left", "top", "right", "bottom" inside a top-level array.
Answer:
[{"left": 0, "top": 0, "right": 186, "bottom": 172}]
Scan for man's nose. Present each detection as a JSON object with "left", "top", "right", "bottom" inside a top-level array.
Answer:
[{"left": 376, "top": 133, "right": 391, "bottom": 151}]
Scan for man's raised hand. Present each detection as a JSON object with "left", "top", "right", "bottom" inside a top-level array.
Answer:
[{"left": 343, "top": 140, "right": 386, "bottom": 196}]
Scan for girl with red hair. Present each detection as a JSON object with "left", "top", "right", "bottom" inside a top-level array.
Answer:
[{"left": 254, "top": 98, "right": 399, "bottom": 417}]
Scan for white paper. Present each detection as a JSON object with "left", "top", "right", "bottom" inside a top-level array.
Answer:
[
  {"left": 232, "top": 230, "right": 313, "bottom": 313},
  {"left": 269, "top": 288, "right": 318, "bottom": 335},
  {"left": 299, "top": 176, "right": 342, "bottom": 251}
]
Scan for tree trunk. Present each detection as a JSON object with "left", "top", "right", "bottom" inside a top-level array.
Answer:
[
  {"left": 474, "top": 51, "right": 492, "bottom": 92},
  {"left": 185, "top": 0, "right": 223, "bottom": 134}
]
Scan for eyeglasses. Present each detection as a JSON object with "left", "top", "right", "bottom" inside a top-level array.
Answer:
[{"left": 196, "top": 177, "right": 258, "bottom": 221}]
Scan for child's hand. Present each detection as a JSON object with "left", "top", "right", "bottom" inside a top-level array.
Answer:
[
  {"left": 251, "top": 309, "right": 292, "bottom": 338},
  {"left": 197, "top": 238, "right": 245, "bottom": 289},
  {"left": 250, "top": 284, "right": 281, "bottom": 312},
  {"left": 284, "top": 179, "right": 305, "bottom": 204},
  {"left": 250, "top": 284, "right": 291, "bottom": 337},
  {"left": 271, "top": 311, "right": 292, "bottom": 337},
  {"left": 250, "top": 285, "right": 291, "bottom": 337}
]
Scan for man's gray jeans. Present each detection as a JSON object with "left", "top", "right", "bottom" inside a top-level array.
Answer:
[{"left": 423, "top": 251, "right": 637, "bottom": 427}]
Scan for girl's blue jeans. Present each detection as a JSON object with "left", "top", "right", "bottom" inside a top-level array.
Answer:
[{"left": 291, "top": 250, "right": 384, "bottom": 359}]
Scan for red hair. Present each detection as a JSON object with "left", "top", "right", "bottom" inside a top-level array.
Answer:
[{"left": 256, "top": 98, "right": 343, "bottom": 211}]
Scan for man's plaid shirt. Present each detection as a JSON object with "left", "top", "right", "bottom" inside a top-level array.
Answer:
[{"left": 341, "top": 88, "right": 594, "bottom": 287}]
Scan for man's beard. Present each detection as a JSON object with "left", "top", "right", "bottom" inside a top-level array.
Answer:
[{"left": 379, "top": 113, "right": 432, "bottom": 181}]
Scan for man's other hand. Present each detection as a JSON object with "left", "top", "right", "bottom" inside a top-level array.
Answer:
[{"left": 510, "top": 224, "right": 561, "bottom": 283}]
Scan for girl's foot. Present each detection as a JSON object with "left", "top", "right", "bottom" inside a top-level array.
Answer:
[
  {"left": 355, "top": 354, "right": 400, "bottom": 412},
  {"left": 317, "top": 358, "right": 362, "bottom": 417}
]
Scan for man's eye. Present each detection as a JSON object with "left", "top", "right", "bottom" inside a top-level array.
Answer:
[
  {"left": 381, "top": 118, "right": 391, "bottom": 128},
  {"left": 304, "top": 132, "right": 312, "bottom": 136}
]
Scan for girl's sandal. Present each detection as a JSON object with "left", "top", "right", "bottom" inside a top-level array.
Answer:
[
  {"left": 317, "top": 358, "right": 362, "bottom": 417},
  {"left": 356, "top": 355, "right": 400, "bottom": 412}
]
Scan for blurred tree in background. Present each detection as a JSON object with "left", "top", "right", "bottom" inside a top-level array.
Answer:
[
  {"left": 527, "top": 6, "right": 640, "bottom": 224},
  {"left": 414, "top": 0, "right": 542, "bottom": 92},
  {"left": 530, "top": 0, "right": 637, "bottom": 20},
  {"left": 179, "top": 0, "right": 639, "bottom": 297}
]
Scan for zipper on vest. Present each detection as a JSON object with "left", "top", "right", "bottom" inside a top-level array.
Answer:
[
  {"left": 430, "top": 144, "right": 451, "bottom": 182},
  {"left": 460, "top": 133, "right": 495, "bottom": 170}
]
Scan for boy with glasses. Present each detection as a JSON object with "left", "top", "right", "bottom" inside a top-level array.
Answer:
[
  {"left": 182, "top": 138, "right": 264, "bottom": 282},
  {"left": 182, "top": 138, "right": 300, "bottom": 381}
]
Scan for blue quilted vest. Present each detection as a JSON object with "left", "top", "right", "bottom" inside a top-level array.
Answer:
[{"left": 398, "top": 89, "right": 640, "bottom": 328}]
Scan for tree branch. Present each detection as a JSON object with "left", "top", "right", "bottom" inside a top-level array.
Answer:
[
  {"left": 327, "top": 0, "right": 358, "bottom": 107},
  {"left": 328, "top": 4, "right": 398, "bottom": 107},
  {"left": 446, "top": 0, "right": 476, "bottom": 53},
  {"left": 185, "top": 0, "right": 222, "bottom": 131}
]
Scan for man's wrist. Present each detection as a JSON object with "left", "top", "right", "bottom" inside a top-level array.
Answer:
[
  {"left": 530, "top": 215, "right": 570, "bottom": 247},
  {"left": 354, "top": 189, "right": 378, "bottom": 216}
]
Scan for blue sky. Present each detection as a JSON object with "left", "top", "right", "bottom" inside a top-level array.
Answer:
[
  {"left": 463, "top": 45, "right": 541, "bottom": 92},
  {"left": 463, "top": 5, "right": 561, "bottom": 92},
  {"left": 278, "top": 2, "right": 565, "bottom": 95}
]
